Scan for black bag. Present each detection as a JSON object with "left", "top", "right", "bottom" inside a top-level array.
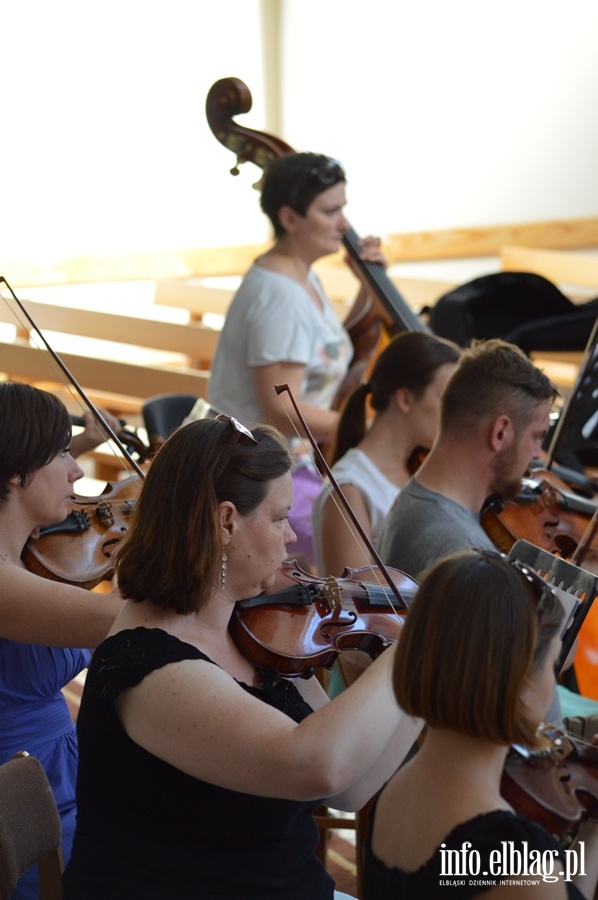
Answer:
[{"left": 428, "top": 271, "right": 598, "bottom": 351}]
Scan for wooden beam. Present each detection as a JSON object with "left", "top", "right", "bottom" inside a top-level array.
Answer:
[
  {"left": 3, "top": 217, "right": 597, "bottom": 287},
  {"left": 1, "top": 244, "right": 268, "bottom": 287},
  {"left": 500, "top": 246, "right": 598, "bottom": 290},
  {"left": 384, "top": 216, "right": 598, "bottom": 262},
  {"left": 0, "top": 300, "right": 219, "bottom": 360},
  {"left": 0, "top": 343, "right": 209, "bottom": 400}
]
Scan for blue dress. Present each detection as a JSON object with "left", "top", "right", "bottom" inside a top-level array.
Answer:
[{"left": 0, "top": 638, "right": 91, "bottom": 900}]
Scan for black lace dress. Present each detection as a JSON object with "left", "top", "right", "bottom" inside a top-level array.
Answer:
[
  {"left": 62, "top": 627, "right": 335, "bottom": 899},
  {"left": 363, "top": 808, "right": 585, "bottom": 899}
]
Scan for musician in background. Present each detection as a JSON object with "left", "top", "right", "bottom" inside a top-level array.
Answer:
[
  {"left": 209, "top": 152, "right": 385, "bottom": 564},
  {"left": 312, "top": 331, "right": 460, "bottom": 576},
  {"left": 378, "top": 338, "right": 557, "bottom": 580},
  {"left": 378, "top": 338, "right": 598, "bottom": 726},
  {"left": 0, "top": 382, "right": 122, "bottom": 900},
  {"left": 62, "top": 416, "right": 422, "bottom": 900},
  {"left": 363, "top": 549, "right": 598, "bottom": 899}
]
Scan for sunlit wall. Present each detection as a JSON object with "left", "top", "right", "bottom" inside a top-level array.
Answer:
[{"left": 2, "top": 0, "right": 597, "bottom": 263}]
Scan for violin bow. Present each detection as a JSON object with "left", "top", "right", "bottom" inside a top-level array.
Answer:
[
  {"left": 275, "top": 383, "right": 409, "bottom": 613},
  {"left": 0, "top": 276, "right": 145, "bottom": 480}
]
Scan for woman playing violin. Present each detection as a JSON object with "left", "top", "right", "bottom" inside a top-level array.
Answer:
[
  {"left": 364, "top": 549, "right": 598, "bottom": 899},
  {"left": 208, "top": 152, "right": 386, "bottom": 564},
  {"left": 312, "top": 331, "right": 460, "bottom": 576},
  {"left": 0, "top": 382, "right": 123, "bottom": 900},
  {"left": 62, "top": 415, "right": 422, "bottom": 900}
]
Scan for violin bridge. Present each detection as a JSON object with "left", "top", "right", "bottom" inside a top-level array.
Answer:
[{"left": 321, "top": 577, "right": 342, "bottom": 612}]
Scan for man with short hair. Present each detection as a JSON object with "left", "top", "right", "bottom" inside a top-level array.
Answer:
[
  {"left": 378, "top": 339, "right": 598, "bottom": 726},
  {"left": 379, "top": 338, "right": 557, "bottom": 580}
]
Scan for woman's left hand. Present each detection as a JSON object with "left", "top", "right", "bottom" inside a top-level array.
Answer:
[{"left": 345, "top": 235, "right": 387, "bottom": 275}]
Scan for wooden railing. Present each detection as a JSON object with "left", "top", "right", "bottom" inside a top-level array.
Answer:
[
  {"left": 4, "top": 216, "right": 597, "bottom": 286},
  {"left": 1, "top": 215, "right": 595, "bottom": 440},
  {"left": 0, "top": 299, "right": 214, "bottom": 414}
]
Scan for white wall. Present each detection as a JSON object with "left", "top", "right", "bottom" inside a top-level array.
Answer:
[
  {"left": 1, "top": 0, "right": 597, "bottom": 263},
  {"left": 1, "top": 0, "right": 269, "bottom": 257},
  {"left": 281, "top": 0, "right": 598, "bottom": 238}
]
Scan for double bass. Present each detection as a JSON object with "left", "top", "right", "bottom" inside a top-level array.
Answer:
[{"left": 205, "top": 76, "right": 431, "bottom": 406}]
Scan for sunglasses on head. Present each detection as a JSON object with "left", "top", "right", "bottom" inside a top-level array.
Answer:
[
  {"left": 307, "top": 158, "right": 345, "bottom": 186},
  {"left": 215, "top": 414, "right": 258, "bottom": 444}
]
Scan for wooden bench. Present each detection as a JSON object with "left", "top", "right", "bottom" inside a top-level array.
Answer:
[
  {"left": 0, "top": 298, "right": 219, "bottom": 364},
  {"left": 0, "top": 297, "right": 216, "bottom": 479},
  {"left": 3, "top": 215, "right": 596, "bottom": 412},
  {"left": 153, "top": 261, "right": 455, "bottom": 326}
]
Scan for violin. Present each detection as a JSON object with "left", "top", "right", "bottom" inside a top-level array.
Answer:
[
  {"left": 0, "top": 276, "right": 147, "bottom": 590},
  {"left": 22, "top": 476, "right": 140, "bottom": 590},
  {"left": 502, "top": 724, "right": 598, "bottom": 847},
  {"left": 486, "top": 326, "right": 598, "bottom": 565},
  {"left": 227, "top": 383, "right": 412, "bottom": 675},
  {"left": 231, "top": 559, "right": 416, "bottom": 678},
  {"left": 205, "top": 77, "right": 431, "bottom": 410},
  {"left": 481, "top": 468, "right": 598, "bottom": 560}
]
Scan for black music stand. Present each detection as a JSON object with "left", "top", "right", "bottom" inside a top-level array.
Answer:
[{"left": 544, "top": 318, "right": 598, "bottom": 475}]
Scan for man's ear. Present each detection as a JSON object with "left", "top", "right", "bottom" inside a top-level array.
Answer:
[
  {"left": 277, "top": 205, "right": 302, "bottom": 234},
  {"left": 489, "top": 414, "right": 514, "bottom": 452}
]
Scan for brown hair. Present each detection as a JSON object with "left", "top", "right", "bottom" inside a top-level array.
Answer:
[
  {"left": 260, "top": 153, "right": 346, "bottom": 238},
  {"left": 441, "top": 338, "right": 558, "bottom": 435},
  {"left": 329, "top": 332, "right": 460, "bottom": 464},
  {"left": 116, "top": 418, "right": 294, "bottom": 614},
  {"left": 392, "top": 549, "right": 563, "bottom": 747},
  {"left": 0, "top": 382, "right": 71, "bottom": 504}
]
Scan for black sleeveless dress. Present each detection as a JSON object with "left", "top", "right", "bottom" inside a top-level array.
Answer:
[
  {"left": 62, "top": 627, "right": 335, "bottom": 899},
  {"left": 363, "top": 807, "right": 585, "bottom": 899}
]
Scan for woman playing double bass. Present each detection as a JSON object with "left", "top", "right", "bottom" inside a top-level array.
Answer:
[{"left": 208, "top": 152, "right": 386, "bottom": 565}]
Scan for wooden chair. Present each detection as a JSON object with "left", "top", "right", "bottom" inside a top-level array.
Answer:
[
  {"left": 313, "top": 655, "right": 377, "bottom": 898},
  {"left": 0, "top": 751, "right": 63, "bottom": 900},
  {"left": 314, "top": 798, "right": 373, "bottom": 899}
]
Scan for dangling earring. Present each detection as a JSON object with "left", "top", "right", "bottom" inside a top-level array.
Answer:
[{"left": 220, "top": 551, "right": 228, "bottom": 590}]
